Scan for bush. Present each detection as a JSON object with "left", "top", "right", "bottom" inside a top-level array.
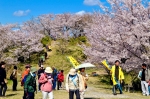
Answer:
[
  {"left": 78, "top": 36, "right": 87, "bottom": 43},
  {"left": 69, "top": 36, "right": 87, "bottom": 45},
  {"left": 41, "top": 36, "right": 51, "bottom": 46}
]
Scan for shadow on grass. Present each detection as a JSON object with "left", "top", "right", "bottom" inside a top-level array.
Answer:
[
  {"left": 6, "top": 93, "right": 17, "bottom": 97},
  {"left": 7, "top": 89, "right": 24, "bottom": 91}
]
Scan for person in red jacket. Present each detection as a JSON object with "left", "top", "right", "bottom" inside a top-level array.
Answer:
[{"left": 57, "top": 70, "right": 64, "bottom": 90}]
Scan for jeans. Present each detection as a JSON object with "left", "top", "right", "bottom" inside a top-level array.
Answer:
[
  {"left": 0, "top": 83, "right": 7, "bottom": 96},
  {"left": 69, "top": 89, "right": 80, "bottom": 99},
  {"left": 112, "top": 82, "right": 122, "bottom": 94},
  {"left": 141, "top": 81, "right": 149, "bottom": 95},
  {"left": 12, "top": 79, "right": 17, "bottom": 91},
  {"left": 53, "top": 80, "right": 57, "bottom": 90},
  {"left": 42, "top": 91, "right": 53, "bottom": 99}
]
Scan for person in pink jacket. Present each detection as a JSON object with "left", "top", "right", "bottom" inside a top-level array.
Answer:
[{"left": 38, "top": 67, "right": 53, "bottom": 99}]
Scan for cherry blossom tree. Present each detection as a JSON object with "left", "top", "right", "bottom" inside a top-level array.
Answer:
[
  {"left": 12, "top": 21, "right": 44, "bottom": 61},
  {"left": 84, "top": 0, "right": 150, "bottom": 71},
  {"left": 0, "top": 21, "right": 44, "bottom": 64},
  {"left": 38, "top": 13, "right": 90, "bottom": 39},
  {"left": 0, "top": 24, "right": 17, "bottom": 58}
]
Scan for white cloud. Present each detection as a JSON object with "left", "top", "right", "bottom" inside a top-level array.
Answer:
[
  {"left": 13, "top": 10, "right": 30, "bottom": 17},
  {"left": 76, "top": 10, "right": 86, "bottom": 15},
  {"left": 83, "top": 0, "right": 100, "bottom": 6}
]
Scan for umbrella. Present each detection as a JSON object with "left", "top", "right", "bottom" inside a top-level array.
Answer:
[{"left": 75, "top": 63, "right": 96, "bottom": 69}]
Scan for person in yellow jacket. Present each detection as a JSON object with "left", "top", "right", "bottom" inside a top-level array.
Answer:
[{"left": 111, "top": 60, "right": 124, "bottom": 95}]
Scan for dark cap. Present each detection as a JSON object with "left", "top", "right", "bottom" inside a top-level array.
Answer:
[
  {"left": 115, "top": 60, "right": 121, "bottom": 63},
  {"left": 0, "top": 61, "right": 6, "bottom": 65},
  {"left": 142, "top": 63, "right": 147, "bottom": 67},
  {"left": 0, "top": 61, "right": 6, "bottom": 67},
  {"left": 14, "top": 65, "right": 17, "bottom": 69}
]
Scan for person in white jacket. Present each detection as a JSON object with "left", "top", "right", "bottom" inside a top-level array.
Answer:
[{"left": 66, "top": 68, "right": 83, "bottom": 99}]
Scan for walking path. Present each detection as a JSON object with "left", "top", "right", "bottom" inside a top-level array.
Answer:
[{"left": 84, "top": 86, "right": 149, "bottom": 99}]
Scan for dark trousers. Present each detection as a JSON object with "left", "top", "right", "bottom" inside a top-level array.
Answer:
[
  {"left": 12, "top": 79, "right": 17, "bottom": 91},
  {"left": 23, "top": 91, "right": 34, "bottom": 99},
  {"left": 23, "top": 90, "right": 27, "bottom": 99},
  {"left": 0, "top": 83, "right": 7, "bottom": 96},
  {"left": 57, "top": 81, "right": 61, "bottom": 90},
  {"left": 38, "top": 83, "right": 42, "bottom": 91},
  {"left": 27, "top": 92, "right": 34, "bottom": 99},
  {"left": 69, "top": 89, "right": 80, "bottom": 99}
]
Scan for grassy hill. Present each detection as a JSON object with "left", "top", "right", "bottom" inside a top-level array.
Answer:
[{"left": 44, "top": 38, "right": 87, "bottom": 73}]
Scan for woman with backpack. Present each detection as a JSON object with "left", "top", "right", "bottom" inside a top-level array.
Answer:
[
  {"left": 38, "top": 67, "right": 53, "bottom": 99},
  {"left": 66, "top": 68, "right": 83, "bottom": 99},
  {"left": 21, "top": 65, "right": 31, "bottom": 99},
  {"left": 10, "top": 65, "right": 18, "bottom": 91},
  {"left": 24, "top": 67, "right": 37, "bottom": 99}
]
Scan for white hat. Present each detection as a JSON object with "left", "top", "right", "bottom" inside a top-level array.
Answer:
[
  {"left": 45, "top": 67, "right": 52, "bottom": 73},
  {"left": 41, "top": 65, "right": 44, "bottom": 67},
  {"left": 69, "top": 68, "right": 77, "bottom": 75}
]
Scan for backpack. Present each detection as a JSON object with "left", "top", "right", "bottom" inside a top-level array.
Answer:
[
  {"left": 21, "top": 74, "right": 28, "bottom": 86},
  {"left": 10, "top": 72, "right": 14, "bottom": 80}
]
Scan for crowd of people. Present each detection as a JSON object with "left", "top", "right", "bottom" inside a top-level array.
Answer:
[
  {"left": 20, "top": 65, "right": 65, "bottom": 99},
  {"left": 0, "top": 59, "right": 88, "bottom": 99},
  {"left": 19, "top": 64, "right": 88, "bottom": 99},
  {"left": 0, "top": 60, "right": 150, "bottom": 99}
]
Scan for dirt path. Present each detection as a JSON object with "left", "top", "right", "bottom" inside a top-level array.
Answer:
[
  {"left": 85, "top": 86, "right": 129, "bottom": 99},
  {"left": 47, "top": 41, "right": 58, "bottom": 57},
  {"left": 84, "top": 86, "right": 149, "bottom": 99}
]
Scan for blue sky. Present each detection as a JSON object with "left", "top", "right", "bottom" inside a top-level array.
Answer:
[{"left": 0, "top": 0, "right": 106, "bottom": 24}]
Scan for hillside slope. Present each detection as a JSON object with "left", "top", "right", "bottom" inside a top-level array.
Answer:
[{"left": 44, "top": 39, "right": 86, "bottom": 73}]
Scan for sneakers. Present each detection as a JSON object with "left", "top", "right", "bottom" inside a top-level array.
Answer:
[
  {"left": 143, "top": 94, "right": 149, "bottom": 96},
  {"left": 113, "top": 93, "right": 117, "bottom": 95}
]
